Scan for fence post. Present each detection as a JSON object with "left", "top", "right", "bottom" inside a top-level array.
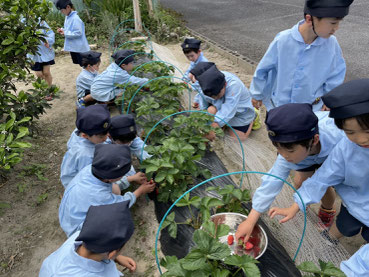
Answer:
[{"left": 133, "top": 0, "right": 143, "bottom": 32}]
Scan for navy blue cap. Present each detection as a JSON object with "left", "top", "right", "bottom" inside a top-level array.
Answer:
[
  {"left": 80, "top": 51, "right": 102, "bottom": 65},
  {"left": 76, "top": 104, "right": 111, "bottom": 136},
  {"left": 111, "top": 50, "right": 135, "bottom": 65},
  {"left": 190, "top": 62, "right": 216, "bottom": 77},
  {"left": 55, "top": 0, "right": 72, "bottom": 9},
  {"left": 92, "top": 144, "right": 131, "bottom": 179},
  {"left": 196, "top": 66, "right": 226, "bottom": 97},
  {"left": 265, "top": 103, "right": 319, "bottom": 142},
  {"left": 181, "top": 38, "right": 201, "bottom": 50},
  {"left": 110, "top": 114, "right": 137, "bottom": 138},
  {"left": 76, "top": 201, "right": 134, "bottom": 253},
  {"left": 322, "top": 79, "right": 369, "bottom": 119},
  {"left": 304, "top": 0, "right": 353, "bottom": 18}
]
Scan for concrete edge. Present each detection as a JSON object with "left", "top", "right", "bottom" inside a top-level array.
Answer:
[{"left": 186, "top": 27, "right": 257, "bottom": 75}]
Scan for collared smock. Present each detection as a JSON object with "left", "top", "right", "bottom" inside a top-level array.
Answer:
[
  {"left": 60, "top": 130, "right": 96, "bottom": 188},
  {"left": 91, "top": 62, "right": 148, "bottom": 102},
  {"left": 62, "top": 11, "right": 90, "bottom": 53},
  {"left": 250, "top": 20, "right": 346, "bottom": 111},
  {"left": 28, "top": 21, "right": 55, "bottom": 63},
  {"left": 76, "top": 69, "right": 98, "bottom": 98},
  {"left": 252, "top": 111, "right": 344, "bottom": 213},
  {"left": 340, "top": 244, "right": 369, "bottom": 277},
  {"left": 59, "top": 165, "right": 136, "bottom": 237},
  {"left": 113, "top": 137, "right": 151, "bottom": 190},
  {"left": 197, "top": 71, "right": 255, "bottom": 127},
  {"left": 294, "top": 137, "right": 369, "bottom": 226},
  {"left": 39, "top": 231, "right": 123, "bottom": 277}
]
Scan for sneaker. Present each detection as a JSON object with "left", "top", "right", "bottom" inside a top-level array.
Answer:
[
  {"left": 76, "top": 98, "right": 86, "bottom": 108},
  {"left": 318, "top": 207, "right": 336, "bottom": 229},
  {"left": 320, "top": 229, "right": 339, "bottom": 246},
  {"left": 252, "top": 108, "right": 261, "bottom": 131}
]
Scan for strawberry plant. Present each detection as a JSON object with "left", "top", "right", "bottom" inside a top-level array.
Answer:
[
  {"left": 160, "top": 220, "right": 260, "bottom": 277},
  {"left": 297, "top": 260, "right": 346, "bottom": 277}
]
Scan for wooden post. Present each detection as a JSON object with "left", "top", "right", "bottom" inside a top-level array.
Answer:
[
  {"left": 133, "top": 0, "right": 143, "bottom": 32},
  {"left": 147, "top": 0, "right": 154, "bottom": 17}
]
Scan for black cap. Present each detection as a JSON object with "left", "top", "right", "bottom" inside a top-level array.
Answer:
[
  {"left": 181, "top": 38, "right": 201, "bottom": 50},
  {"left": 196, "top": 66, "right": 226, "bottom": 97},
  {"left": 190, "top": 62, "right": 216, "bottom": 77},
  {"left": 55, "top": 0, "right": 72, "bottom": 10},
  {"left": 304, "top": 0, "right": 354, "bottom": 18},
  {"left": 322, "top": 79, "right": 369, "bottom": 119},
  {"left": 111, "top": 50, "right": 135, "bottom": 65},
  {"left": 76, "top": 201, "right": 134, "bottom": 253},
  {"left": 92, "top": 144, "right": 131, "bottom": 179},
  {"left": 265, "top": 103, "right": 319, "bottom": 142},
  {"left": 76, "top": 104, "right": 111, "bottom": 136},
  {"left": 80, "top": 51, "right": 102, "bottom": 65},
  {"left": 110, "top": 114, "right": 137, "bottom": 138}
]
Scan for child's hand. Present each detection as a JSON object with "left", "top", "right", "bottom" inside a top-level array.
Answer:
[
  {"left": 130, "top": 172, "right": 147, "bottom": 185},
  {"left": 192, "top": 102, "right": 199, "bottom": 109},
  {"left": 188, "top": 73, "right": 196, "bottom": 83},
  {"left": 205, "top": 130, "right": 216, "bottom": 141},
  {"left": 44, "top": 42, "right": 50, "bottom": 48},
  {"left": 268, "top": 203, "right": 300, "bottom": 223},
  {"left": 251, "top": 98, "right": 263, "bottom": 109},
  {"left": 135, "top": 180, "right": 156, "bottom": 197},
  {"left": 112, "top": 183, "right": 121, "bottom": 195},
  {"left": 116, "top": 255, "right": 137, "bottom": 272},
  {"left": 235, "top": 209, "right": 261, "bottom": 243},
  {"left": 57, "top": 28, "right": 64, "bottom": 35}
]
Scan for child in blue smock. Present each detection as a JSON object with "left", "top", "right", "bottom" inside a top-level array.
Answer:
[
  {"left": 109, "top": 114, "right": 152, "bottom": 191},
  {"left": 40, "top": 201, "right": 137, "bottom": 276},
  {"left": 269, "top": 79, "right": 369, "bottom": 244},
  {"left": 91, "top": 49, "right": 149, "bottom": 103},
  {"left": 59, "top": 144, "right": 155, "bottom": 237},
  {"left": 235, "top": 103, "right": 344, "bottom": 243},
  {"left": 180, "top": 38, "right": 208, "bottom": 108},
  {"left": 340, "top": 244, "right": 369, "bottom": 277},
  {"left": 55, "top": 0, "right": 90, "bottom": 65},
  {"left": 76, "top": 51, "right": 101, "bottom": 108},
  {"left": 60, "top": 105, "right": 110, "bottom": 188},
  {"left": 29, "top": 20, "right": 55, "bottom": 89},
  {"left": 250, "top": 0, "right": 353, "bottom": 112},
  {"left": 194, "top": 62, "right": 255, "bottom": 141}
]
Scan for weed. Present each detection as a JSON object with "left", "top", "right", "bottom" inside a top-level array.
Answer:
[
  {"left": 0, "top": 202, "right": 11, "bottom": 216},
  {"left": 19, "top": 163, "right": 48, "bottom": 181},
  {"left": 36, "top": 192, "right": 48, "bottom": 205}
]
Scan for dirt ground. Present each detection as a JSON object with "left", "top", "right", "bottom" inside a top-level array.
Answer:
[{"left": 0, "top": 42, "right": 365, "bottom": 276}]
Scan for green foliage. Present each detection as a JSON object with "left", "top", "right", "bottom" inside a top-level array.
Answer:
[
  {"left": 160, "top": 222, "right": 260, "bottom": 277},
  {"left": 297, "top": 260, "right": 346, "bottom": 277},
  {"left": 162, "top": 185, "right": 251, "bottom": 238},
  {"left": 36, "top": 192, "right": 48, "bottom": 205},
  {"left": 0, "top": 202, "right": 11, "bottom": 216},
  {"left": 18, "top": 163, "right": 48, "bottom": 181},
  {"left": 0, "top": 0, "right": 61, "bottom": 172}
]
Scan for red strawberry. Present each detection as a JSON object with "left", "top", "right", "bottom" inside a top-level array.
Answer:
[
  {"left": 227, "top": 235, "right": 234, "bottom": 245},
  {"left": 244, "top": 241, "right": 254, "bottom": 250},
  {"left": 248, "top": 236, "right": 260, "bottom": 246}
]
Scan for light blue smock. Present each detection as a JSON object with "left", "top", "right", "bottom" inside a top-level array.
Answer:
[
  {"left": 76, "top": 69, "right": 98, "bottom": 98},
  {"left": 197, "top": 71, "right": 255, "bottom": 127},
  {"left": 252, "top": 111, "right": 344, "bottom": 213},
  {"left": 340, "top": 244, "right": 369, "bottom": 277},
  {"left": 59, "top": 165, "right": 136, "bottom": 237},
  {"left": 39, "top": 231, "right": 123, "bottom": 277},
  {"left": 60, "top": 130, "right": 97, "bottom": 188},
  {"left": 250, "top": 20, "right": 346, "bottom": 111},
  {"left": 294, "top": 136, "right": 369, "bottom": 226},
  {"left": 91, "top": 62, "right": 148, "bottom": 102},
  {"left": 113, "top": 137, "right": 151, "bottom": 190},
  {"left": 62, "top": 11, "right": 90, "bottom": 53},
  {"left": 28, "top": 21, "right": 55, "bottom": 63},
  {"left": 182, "top": 52, "right": 209, "bottom": 103}
]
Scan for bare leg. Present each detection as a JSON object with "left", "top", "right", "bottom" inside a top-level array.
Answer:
[
  {"left": 294, "top": 171, "right": 314, "bottom": 189},
  {"left": 228, "top": 122, "right": 253, "bottom": 141},
  {"left": 35, "top": 71, "right": 44, "bottom": 79},
  {"left": 321, "top": 186, "right": 336, "bottom": 210},
  {"left": 42, "top": 65, "right": 52, "bottom": 86},
  {"left": 329, "top": 223, "right": 344, "bottom": 239}
]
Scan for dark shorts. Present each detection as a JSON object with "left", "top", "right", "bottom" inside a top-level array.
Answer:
[
  {"left": 296, "top": 163, "right": 322, "bottom": 172},
  {"left": 336, "top": 203, "right": 369, "bottom": 242},
  {"left": 70, "top": 52, "right": 82, "bottom": 66},
  {"left": 31, "top": 60, "right": 55, "bottom": 71},
  {"left": 231, "top": 124, "right": 251, "bottom": 133}
]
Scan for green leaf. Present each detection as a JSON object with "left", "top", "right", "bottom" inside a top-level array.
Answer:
[
  {"left": 16, "top": 116, "right": 31, "bottom": 124},
  {"left": 176, "top": 154, "right": 185, "bottom": 164},
  {"left": 8, "top": 142, "right": 31, "bottom": 148},
  {"left": 241, "top": 263, "right": 261, "bottom": 277},
  {"left": 15, "top": 126, "right": 29, "bottom": 140},
  {"left": 181, "top": 249, "right": 207, "bottom": 271},
  {"left": 144, "top": 165, "right": 159, "bottom": 173},
  {"left": 212, "top": 268, "right": 230, "bottom": 277},
  {"left": 155, "top": 171, "right": 167, "bottom": 183},
  {"left": 168, "top": 220, "right": 178, "bottom": 238},
  {"left": 297, "top": 261, "right": 321, "bottom": 273},
  {"left": 2, "top": 38, "right": 14, "bottom": 45},
  {"left": 231, "top": 189, "right": 243, "bottom": 200}
]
